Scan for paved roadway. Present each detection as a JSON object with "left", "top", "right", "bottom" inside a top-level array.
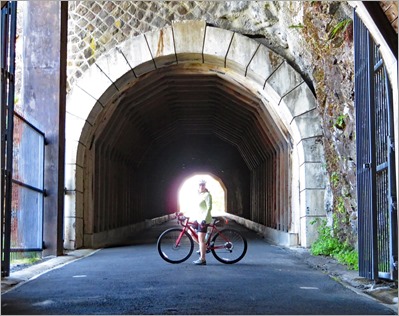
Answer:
[{"left": 1, "top": 219, "right": 396, "bottom": 315}]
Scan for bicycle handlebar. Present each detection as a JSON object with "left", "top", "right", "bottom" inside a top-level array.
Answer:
[
  {"left": 175, "top": 212, "right": 187, "bottom": 223},
  {"left": 175, "top": 212, "right": 228, "bottom": 227}
]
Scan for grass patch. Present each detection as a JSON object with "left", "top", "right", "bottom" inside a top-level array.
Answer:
[{"left": 311, "top": 219, "right": 358, "bottom": 270}]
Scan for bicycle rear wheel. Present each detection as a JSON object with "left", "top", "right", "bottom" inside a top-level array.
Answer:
[
  {"left": 157, "top": 228, "right": 194, "bottom": 264},
  {"left": 211, "top": 229, "right": 247, "bottom": 264}
]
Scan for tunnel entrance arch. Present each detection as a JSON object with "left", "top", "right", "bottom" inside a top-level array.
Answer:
[{"left": 65, "top": 21, "right": 325, "bottom": 250}]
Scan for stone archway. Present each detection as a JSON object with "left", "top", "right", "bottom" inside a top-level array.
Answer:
[{"left": 64, "top": 21, "right": 325, "bottom": 249}]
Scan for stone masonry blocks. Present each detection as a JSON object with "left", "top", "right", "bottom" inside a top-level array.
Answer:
[
  {"left": 300, "top": 216, "right": 321, "bottom": 248},
  {"left": 65, "top": 112, "right": 86, "bottom": 143},
  {"left": 300, "top": 189, "right": 326, "bottom": 217},
  {"left": 172, "top": 20, "right": 206, "bottom": 63},
  {"left": 118, "top": 34, "right": 156, "bottom": 77},
  {"left": 64, "top": 163, "right": 76, "bottom": 195},
  {"left": 280, "top": 82, "right": 317, "bottom": 120},
  {"left": 226, "top": 32, "right": 259, "bottom": 77},
  {"left": 291, "top": 108, "right": 323, "bottom": 141},
  {"left": 297, "top": 137, "right": 325, "bottom": 166},
  {"left": 65, "top": 139, "right": 79, "bottom": 165},
  {"left": 65, "top": 22, "right": 327, "bottom": 249},
  {"left": 203, "top": 26, "right": 234, "bottom": 67},
  {"left": 94, "top": 47, "right": 132, "bottom": 91},
  {"left": 264, "top": 61, "right": 303, "bottom": 105},
  {"left": 76, "top": 63, "right": 114, "bottom": 102},
  {"left": 246, "top": 44, "right": 284, "bottom": 87},
  {"left": 67, "top": 86, "right": 98, "bottom": 121},
  {"left": 145, "top": 26, "right": 177, "bottom": 68},
  {"left": 299, "top": 162, "right": 326, "bottom": 191}
]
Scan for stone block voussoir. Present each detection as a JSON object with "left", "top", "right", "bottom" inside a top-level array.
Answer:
[
  {"left": 65, "top": 112, "right": 86, "bottom": 143},
  {"left": 117, "top": 34, "right": 155, "bottom": 76},
  {"left": 226, "top": 32, "right": 259, "bottom": 77},
  {"left": 67, "top": 87, "right": 97, "bottom": 121},
  {"left": 281, "top": 82, "right": 317, "bottom": 118},
  {"left": 291, "top": 108, "right": 323, "bottom": 140},
  {"left": 265, "top": 61, "right": 303, "bottom": 102},
  {"left": 173, "top": 20, "right": 206, "bottom": 63},
  {"left": 247, "top": 44, "right": 284, "bottom": 87},
  {"left": 203, "top": 26, "right": 234, "bottom": 67},
  {"left": 94, "top": 49, "right": 132, "bottom": 91},
  {"left": 145, "top": 26, "right": 177, "bottom": 68}
]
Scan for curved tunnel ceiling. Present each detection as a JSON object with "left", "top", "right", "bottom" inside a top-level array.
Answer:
[{"left": 95, "top": 64, "right": 290, "bottom": 171}]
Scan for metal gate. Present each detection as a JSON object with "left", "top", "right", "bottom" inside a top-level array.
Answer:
[
  {"left": 1, "top": 1, "right": 46, "bottom": 277},
  {"left": 354, "top": 11, "right": 398, "bottom": 281}
]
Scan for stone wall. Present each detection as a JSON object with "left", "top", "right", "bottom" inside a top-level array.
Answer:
[{"left": 66, "top": 1, "right": 357, "bottom": 246}]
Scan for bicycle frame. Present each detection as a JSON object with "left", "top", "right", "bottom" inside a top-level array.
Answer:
[
  {"left": 157, "top": 212, "right": 247, "bottom": 264},
  {"left": 175, "top": 213, "right": 230, "bottom": 251}
]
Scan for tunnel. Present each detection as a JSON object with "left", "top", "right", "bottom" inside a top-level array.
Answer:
[
  {"left": 65, "top": 21, "right": 325, "bottom": 249},
  {"left": 90, "top": 65, "right": 290, "bottom": 231}
]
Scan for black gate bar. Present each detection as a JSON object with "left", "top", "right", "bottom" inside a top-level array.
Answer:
[{"left": 1, "top": 1, "right": 17, "bottom": 277}]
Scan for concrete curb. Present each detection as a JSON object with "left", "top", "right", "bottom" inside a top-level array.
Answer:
[
  {"left": 1, "top": 249, "right": 99, "bottom": 295},
  {"left": 288, "top": 247, "right": 398, "bottom": 314}
]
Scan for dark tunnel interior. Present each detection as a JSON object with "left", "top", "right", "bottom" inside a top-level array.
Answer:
[{"left": 87, "top": 65, "right": 291, "bottom": 236}]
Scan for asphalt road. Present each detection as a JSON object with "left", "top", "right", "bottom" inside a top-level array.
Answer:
[{"left": 1, "top": 219, "right": 396, "bottom": 315}]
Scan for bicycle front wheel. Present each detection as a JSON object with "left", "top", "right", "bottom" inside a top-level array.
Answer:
[
  {"left": 157, "top": 228, "right": 194, "bottom": 264},
  {"left": 211, "top": 229, "right": 247, "bottom": 264}
]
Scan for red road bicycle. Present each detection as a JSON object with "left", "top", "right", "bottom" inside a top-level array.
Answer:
[{"left": 157, "top": 212, "right": 247, "bottom": 264}]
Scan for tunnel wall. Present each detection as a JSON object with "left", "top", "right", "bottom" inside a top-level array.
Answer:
[{"left": 65, "top": 21, "right": 326, "bottom": 249}]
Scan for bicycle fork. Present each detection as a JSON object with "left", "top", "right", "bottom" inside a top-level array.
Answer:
[{"left": 175, "top": 229, "right": 186, "bottom": 248}]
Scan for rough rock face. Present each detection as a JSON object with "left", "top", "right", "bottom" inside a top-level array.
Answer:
[{"left": 67, "top": 1, "right": 357, "bottom": 246}]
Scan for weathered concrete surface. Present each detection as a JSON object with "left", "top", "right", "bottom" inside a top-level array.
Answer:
[{"left": 21, "top": 1, "right": 66, "bottom": 256}]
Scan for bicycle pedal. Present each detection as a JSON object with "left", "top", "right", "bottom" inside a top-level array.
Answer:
[{"left": 196, "top": 250, "right": 211, "bottom": 254}]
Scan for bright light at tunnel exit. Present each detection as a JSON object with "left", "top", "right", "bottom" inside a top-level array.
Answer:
[{"left": 178, "top": 174, "right": 226, "bottom": 218}]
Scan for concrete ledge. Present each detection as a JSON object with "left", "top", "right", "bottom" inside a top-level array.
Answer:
[
  {"left": 85, "top": 215, "right": 171, "bottom": 248},
  {"left": 227, "top": 214, "right": 298, "bottom": 247},
  {"left": 1, "top": 249, "right": 98, "bottom": 295}
]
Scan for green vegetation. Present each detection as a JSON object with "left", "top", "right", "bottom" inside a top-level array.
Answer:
[
  {"left": 289, "top": 24, "right": 304, "bottom": 29},
  {"left": 330, "top": 171, "right": 339, "bottom": 187},
  {"left": 310, "top": 218, "right": 359, "bottom": 270},
  {"left": 11, "top": 252, "right": 41, "bottom": 266},
  {"left": 328, "top": 18, "right": 352, "bottom": 40},
  {"left": 334, "top": 113, "right": 347, "bottom": 130}
]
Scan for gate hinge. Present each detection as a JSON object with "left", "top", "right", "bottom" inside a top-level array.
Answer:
[
  {"left": 388, "top": 136, "right": 395, "bottom": 152},
  {"left": 393, "top": 260, "right": 398, "bottom": 271}
]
